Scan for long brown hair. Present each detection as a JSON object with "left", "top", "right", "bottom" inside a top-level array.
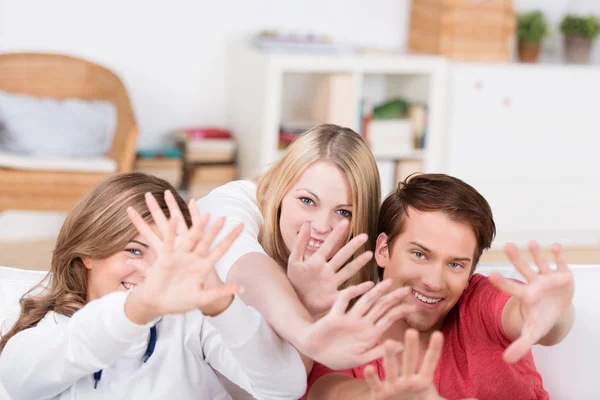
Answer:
[
  {"left": 256, "top": 124, "right": 381, "bottom": 290},
  {"left": 0, "top": 172, "right": 191, "bottom": 353}
]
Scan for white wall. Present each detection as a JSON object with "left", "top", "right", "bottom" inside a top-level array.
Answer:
[
  {"left": 0, "top": 0, "right": 599, "bottom": 148},
  {"left": 0, "top": 0, "right": 410, "bottom": 148}
]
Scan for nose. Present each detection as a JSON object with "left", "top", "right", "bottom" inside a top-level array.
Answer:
[
  {"left": 422, "top": 263, "right": 444, "bottom": 293},
  {"left": 310, "top": 210, "right": 333, "bottom": 236}
]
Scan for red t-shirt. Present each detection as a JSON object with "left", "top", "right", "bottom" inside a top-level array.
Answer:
[{"left": 304, "top": 274, "right": 549, "bottom": 400}]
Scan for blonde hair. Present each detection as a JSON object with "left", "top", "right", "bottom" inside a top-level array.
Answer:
[
  {"left": 257, "top": 124, "right": 381, "bottom": 291},
  {"left": 0, "top": 172, "right": 191, "bottom": 353}
]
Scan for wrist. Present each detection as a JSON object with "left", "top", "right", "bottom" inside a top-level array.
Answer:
[
  {"left": 124, "top": 289, "right": 159, "bottom": 325},
  {"left": 199, "top": 294, "right": 234, "bottom": 317}
]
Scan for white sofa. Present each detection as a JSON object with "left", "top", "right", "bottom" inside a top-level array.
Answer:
[{"left": 1, "top": 265, "right": 598, "bottom": 399}]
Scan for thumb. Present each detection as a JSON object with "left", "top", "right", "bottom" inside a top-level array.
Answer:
[
  {"left": 197, "top": 284, "right": 243, "bottom": 306},
  {"left": 126, "top": 259, "right": 149, "bottom": 276}
]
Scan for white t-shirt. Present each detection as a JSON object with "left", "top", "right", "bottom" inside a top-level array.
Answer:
[
  {"left": 195, "top": 180, "right": 267, "bottom": 282},
  {"left": 0, "top": 290, "right": 306, "bottom": 400}
]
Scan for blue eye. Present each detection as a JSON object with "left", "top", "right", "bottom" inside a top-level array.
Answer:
[
  {"left": 449, "top": 262, "right": 463, "bottom": 270},
  {"left": 337, "top": 209, "right": 352, "bottom": 218},
  {"left": 412, "top": 251, "right": 425, "bottom": 259},
  {"left": 300, "top": 197, "right": 314, "bottom": 206},
  {"left": 126, "top": 248, "right": 142, "bottom": 256}
]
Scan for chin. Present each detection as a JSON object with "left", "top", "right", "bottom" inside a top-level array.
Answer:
[{"left": 406, "top": 316, "right": 440, "bottom": 333}]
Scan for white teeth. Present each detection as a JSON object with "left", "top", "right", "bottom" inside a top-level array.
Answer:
[
  {"left": 412, "top": 290, "right": 442, "bottom": 304},
  {"left": 308, "top": 240, "right": 322, "bottom": 249}
]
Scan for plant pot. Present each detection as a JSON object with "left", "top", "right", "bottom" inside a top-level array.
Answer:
[
  {"left": 518, "top": 41, "right": 541, "bottom": 63},
  {"left": 563, "top": 35, "right": 594, "bottom": 64}
]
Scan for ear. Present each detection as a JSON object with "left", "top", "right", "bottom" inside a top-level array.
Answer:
[
  {"left": 81, "top": 256, "right": 93, "bottom": 270},
  {"left": 374, "top": 233, "right": 390, "bottom": 268}
]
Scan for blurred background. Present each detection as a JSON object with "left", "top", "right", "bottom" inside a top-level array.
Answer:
[{"left": 0, "top": 0, "right": 598, "bottom": 268}]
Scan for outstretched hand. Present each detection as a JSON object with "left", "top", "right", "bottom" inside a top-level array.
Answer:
[
  {"left": 300, "top": 279, "right": 417, "bottom": 370},
  {"left": 287, "top": 220, "right": 373, "bottom": 315},
  {"left": 365, "top": 330, "right": 477, "bottom": 400},
  {"left": 365, "top": 330, "right": 443, "bottom": 400},
  {"left": 125, "top": 191, "right": 243, "bottom": 324},
  {"left": 488, "top": 241, "right": 574, "bottom": 364}
]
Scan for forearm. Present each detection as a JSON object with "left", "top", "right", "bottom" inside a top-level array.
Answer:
[
  {"left": 308, "top": 374, "right": 371, "bottom": 400},
  {"left": 204, "top": 296, "right": 308, "bottom": 399},
  {"left": 538, "top": 303, "right": 575, "bottom": 346},
  {"left": 227, "top": 253, "right": 315, "bottom": 351},
  {"left": 0, "top": 292, "right": 149, "bottom": 399}
]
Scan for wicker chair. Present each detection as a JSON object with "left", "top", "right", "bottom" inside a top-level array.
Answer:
[{"left": 0, "top": 53, "right": 138, "bottom": 211}]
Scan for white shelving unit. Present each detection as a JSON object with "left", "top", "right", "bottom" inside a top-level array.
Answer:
[{"left": 228, "top": 46, "right": 449, "bottom": 186}]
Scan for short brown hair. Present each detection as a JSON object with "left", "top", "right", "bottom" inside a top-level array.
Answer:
[{"left": 377, "top": 173, "right": 496, "bottom": 278}]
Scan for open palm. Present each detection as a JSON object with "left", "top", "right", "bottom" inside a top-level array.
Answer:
[
  {"left": 301, "top": 279, "right": 416, "bottom": 369},
  {"left": 287, "top": 220, "right": 373, "bottom": 316},
  {"left": 127, "top": 191, "right": 243, "bottom": 316},
  {"left": 489, "top": 241, "right": 574, "bottom": 364}
]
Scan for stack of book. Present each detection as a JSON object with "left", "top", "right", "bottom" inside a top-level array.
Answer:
[
  {"left": 134, "top": 147, "right": 184, "bottom": 189},
  {"left": 175, "top": 127, "right": 238, "bottom": 199}
]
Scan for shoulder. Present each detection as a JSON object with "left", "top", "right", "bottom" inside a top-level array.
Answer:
[{"left": 203, "top": 180, "right": 257, "bottom": 202}]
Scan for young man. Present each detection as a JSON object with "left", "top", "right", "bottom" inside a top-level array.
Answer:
[{"left": 304, "top": 174, "right": 575, "bottom": 400}]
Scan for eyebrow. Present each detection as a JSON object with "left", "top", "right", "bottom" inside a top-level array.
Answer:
[
  {"left": 295, "top": 188, "right": 353, "bottom": 208},
  {"left": 409, "top": 241, "right": 471, "bottom": 262},
  {"left": 130, "top": 240, "right": 149, "bottom": 248}
]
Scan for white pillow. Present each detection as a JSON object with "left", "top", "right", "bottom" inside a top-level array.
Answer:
[
  {"left": 0, "top": 266, "right": 49, "bottom": 335},
  {"left": 0, "top": 91, "right": 117, "bottom": 157}
]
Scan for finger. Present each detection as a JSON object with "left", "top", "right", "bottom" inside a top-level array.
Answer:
[
  {"left": 502, "top": 324, "right": 538, "bottom": 364},
  {"left": 207, "top": 223, "right": 244, "bottom": 264},
  {"left": 350, "top": 279, "right": 393, "bottom": 317},
  {"left": 551, "top": 243, "right": 570, "bottom": 272},
  {"left": 127, "top": 207, "right": 162, "bottom": 249},
  {"left": 316, "top": 219, "right": 350, "bottom": 260},
  {"left": 402, "top": 329, "right": 419, "bottom": 377},
  {"left": 357, "top": 340, "right": 404, "bottom": 366},
  {"left": 374, "top": 304, "right": 418, "bottom": 334},
  {"left": 528, "top": 241, "right": 551, "bottom": 274},
  {"left": 383, "top": 340, "right": 399, "bottom": 383},
  {"left": 504, "top": 243, "right": 536, "bottom": 281},
  {"left": 197, "top": 284, "right": 242, "bottom": 308},
  {"left": 488, "top": 272, "right": 526, "bottom": 298},
  {"left": 289, "top": 222, "right": 311, "bottom": 264},
  {"left": 420, "top": 331, "right": 443, "bottom": 378},
  {"left": 194, "top": 216, "right": 226, "bottom": 255},
  {"left": 334, "top": 251, "right": 372, "bottom": 286},
  {"left": 329, "top": 281, "right": 376, "bottom": 315},
  {"left": 126, "top": 259, "right": 149, "bottom": 276},
  {"left": 145, "top": 192, "right": 170, "bottom": 237},
  {"left": 161, "top": 217, "right": 177, "bottom": 254},
  {"left": 182, "top": 200, "right": 210, "bottom": 252},
  {"left": 366, "top": 286, "right": 412, "bottom": 322},
  {"left": 328, "top": 233, "right": 369, "bottom": 272},
  {"left": 363, "top": 365, "right": 383, "bottom": 391},
  {"left": 165, "top": 190, "right": 189, "bottom": 236}
]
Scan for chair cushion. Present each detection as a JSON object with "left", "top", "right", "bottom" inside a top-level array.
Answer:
[
  {"left": 0, "top": 266, "right": 49, "bottom": 335},
  {"left": 0, "top": 90, "right": 117, "bottom": 157},
  {"left": 0, "top": 151, "right": 117, "bottom": 173}
]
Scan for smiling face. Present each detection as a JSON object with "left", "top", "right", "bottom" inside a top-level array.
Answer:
[
  {"left": 375, "top": 208, "right": 477, "bottom": 333},
  {"left": 279, "top": 160, "right": 353, "bottom": 259},
  {"left": 84, "top": 233, "right": 156, "bottom": 301}
]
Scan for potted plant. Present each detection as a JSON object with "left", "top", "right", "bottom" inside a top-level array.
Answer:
[
  {"left": 560, "top": 14, "right": 600, "bottom": 64},
  {"left": 517, "top": 11, "right": 549, "bottom": 63}
]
